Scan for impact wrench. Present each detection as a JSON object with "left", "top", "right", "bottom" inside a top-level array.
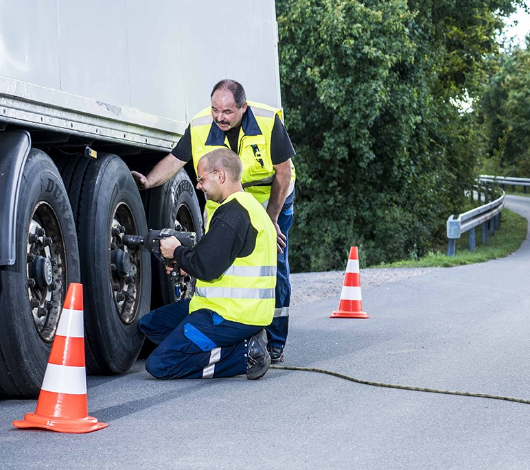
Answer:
[{"left": 123, "top": 228, "right": 196, "bottom": 298}]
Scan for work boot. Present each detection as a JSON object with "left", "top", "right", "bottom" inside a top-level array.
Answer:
[
  {"left": 267, "top": 346, "right": 284, "bottom": 364},
  {"left": 247, "top": 329, "right": 271, "bottom": 380}
]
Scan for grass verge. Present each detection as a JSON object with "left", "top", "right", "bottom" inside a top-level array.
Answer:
[{"left": 372, "top": 208, "right": 528, "bottom": 268}]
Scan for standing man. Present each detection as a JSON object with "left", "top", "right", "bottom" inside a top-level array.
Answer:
[
  {"left": 132, "top": 79, "right": 295, "bottom": 364},
  {"left": 139, "top": 149, "right": 277, "bottom": 380}
]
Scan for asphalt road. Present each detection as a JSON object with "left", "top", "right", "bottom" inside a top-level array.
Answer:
[{"left": 1, "top": 194, "right": 530, "bottom": 470}]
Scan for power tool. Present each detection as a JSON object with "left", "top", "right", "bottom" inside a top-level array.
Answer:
[
  {"left": 123, "top": 228, "right": 196, "bottom": 265},
  {"left": 123, "top": 228, "right": 197, "bottom": 298}
]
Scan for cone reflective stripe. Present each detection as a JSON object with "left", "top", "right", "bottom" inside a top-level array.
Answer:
[
  {"left": 13, "top": 283, "right": 108, "bottom": 433},
  {"left": 331, "top": 246, "right": 370, "bottom": 319}
]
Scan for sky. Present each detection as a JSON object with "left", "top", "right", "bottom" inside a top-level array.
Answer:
[{"left": 503, "top": 6, "right": 530, "bottom": 47}]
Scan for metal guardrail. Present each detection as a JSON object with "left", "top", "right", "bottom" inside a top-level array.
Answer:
[
  {"left": 479, "top": 175, "right": 530, "bottom": 192},
  {"left": 446, "top": 189, "right": 505, "bottom": 256}
]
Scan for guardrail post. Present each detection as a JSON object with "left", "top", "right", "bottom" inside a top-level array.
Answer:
[
  {"left": 446, "top": 215, "right": 461, "bottom": 257},
  {"left": 469, "top": 227, "right": 476, "bottom": 252},
  {"left": 448, "top": 185, "right": 505, "bottom": 256},
  {"left": 448, "top": 239, "right": 456, "bottom": 257}
]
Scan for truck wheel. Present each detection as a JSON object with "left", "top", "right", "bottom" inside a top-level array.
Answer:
[
  {"left": 146, "top": 170, "right": 203, "bottom": 308},
  {"left": 0, "top": 149, "right": 80, "bottom": 398},
  {"left": 60, "top": 153, "right": 151, "bottom": 374}
]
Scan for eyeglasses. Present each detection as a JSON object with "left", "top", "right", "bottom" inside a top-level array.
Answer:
[{"left": 196, "top": 169, "right": 218, "bottom": 184}]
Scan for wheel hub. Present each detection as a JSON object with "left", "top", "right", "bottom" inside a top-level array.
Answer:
[
  {"left": 110, "top": 213, "right": 140, "bottom": 324},
  {"left": 26, "top": 216, "right": 63, "bottom": 343},
  {"left": 31, "top": 256, "right": 54, "bottom": 288},
  {"left": 111, "top": 249, "right": 133, "bottom": 278}
]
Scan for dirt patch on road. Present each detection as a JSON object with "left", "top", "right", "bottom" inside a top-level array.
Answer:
[{"left": 290, "top": 268, "right": 437, "bottom": 306}]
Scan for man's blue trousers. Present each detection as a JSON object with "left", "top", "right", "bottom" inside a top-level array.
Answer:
[
  {"left": 266, "top": 189, "right": 294, "bottom": 349},
  {"left": 139, "top": 299, "right": 262, "bottom": 379}
]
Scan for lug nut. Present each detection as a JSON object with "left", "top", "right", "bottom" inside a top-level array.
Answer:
[
  {"left": 43, "top": 236, "right": 53, "bottom": 246},
  {"left": 45, "top": 301, "right": 54, "bottom": 310},
  {"left": 30, "top": 299, "right": 40, "bottom": 309},
  {"left": 27, "top": 278, "right": 36, "bottom": 288},
  {"left": 116, "top": 293, "right": 125, "bottom": 302},
  {"left": 28, "top": 234, "right": 39, "bottom": 243},
  {"left": 27, "top": 253, "right": 36, "bottom": 262},
  {"left": 36, "top": 228, "right": 45, "bottom": 236}
]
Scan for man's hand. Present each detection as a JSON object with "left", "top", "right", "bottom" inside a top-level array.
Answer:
[
  {"left": 160, "top": 236, "right": 182, "bottom": 259},
  {"left": 131, "top": 171, "right": 151, "bottom": 190},
  {"left": 273, "top": 222, "right": 286, "bottom": 254},
  {"left": 165, "top": 265, "right": 188, "bottom": 276},
  {"left": 131, "top": 152, "right": 187, "bottom": 191}
]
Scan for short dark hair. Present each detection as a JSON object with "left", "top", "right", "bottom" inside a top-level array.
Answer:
[{"left": 211, "top": 79, "right": 247, "bottom": 108}]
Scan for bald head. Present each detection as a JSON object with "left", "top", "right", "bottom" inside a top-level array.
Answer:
[{"left": 200, "top": 149, "right": 243, "bottom": 183}]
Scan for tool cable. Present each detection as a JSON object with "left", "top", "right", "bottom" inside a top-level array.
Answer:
[{"left": 271, "top": 365, "right": 530, "bottom": 405}]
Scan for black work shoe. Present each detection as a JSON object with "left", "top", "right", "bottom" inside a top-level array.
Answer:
[
  {"left": 267, "top": 346, "right": 284, "bottom": 364},
  {"left": 247, "top": 330, "right": 271, "bottom": 380}
]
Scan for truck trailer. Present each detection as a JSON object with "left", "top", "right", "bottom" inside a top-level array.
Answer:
[{"left": 0, "top": 0, "right": 282, "bottom": 397}]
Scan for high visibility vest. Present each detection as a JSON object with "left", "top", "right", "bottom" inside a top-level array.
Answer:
[
  {"left": 189, "top": 191, "right": 277, "bottom": 326},
  {"left": 189, "top": 100, "right": 296, "bottom": 217}
]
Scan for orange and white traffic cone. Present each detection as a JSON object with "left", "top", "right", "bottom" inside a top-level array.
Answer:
[
  {"left": 331, "top": 246, "right": 370, "bottom": 319},
  {"left": 13, "top": 283, "right": 107, "bottom": 433}
]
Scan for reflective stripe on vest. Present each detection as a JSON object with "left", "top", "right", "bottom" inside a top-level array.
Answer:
[
  {"left": 195, "top": 286, "right": 275, "bottom": 300},
  {"left": 222, "top": 265, "right": 277, "bottom": 277}
]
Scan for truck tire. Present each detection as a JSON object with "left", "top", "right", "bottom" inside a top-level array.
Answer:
[
  {"left": 146, "top": 170, "right": 203, "bottom": 308},
  {"left": 0, "top": 149, "right": 80, "bottom": 398},
  {"left": 59, "top": 153, "right": 151, "bottom": 374}
]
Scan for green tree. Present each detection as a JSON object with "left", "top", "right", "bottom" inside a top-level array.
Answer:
[
  {"left": 480, "top": 39, "right": 530, "bottom": 176},
  {"left": 276, "top": 0, "right": 522, "bottom": 271}
]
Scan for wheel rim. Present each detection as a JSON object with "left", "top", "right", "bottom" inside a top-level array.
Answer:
[
  {"left": 174, "top": 203, "right": 196, "bottom": 300},
  {"left": 26, "top": 203, "right": 67, "bottom": 343},
  {"left": 110, "top": 202, "right": 141, "bottom": 324}
]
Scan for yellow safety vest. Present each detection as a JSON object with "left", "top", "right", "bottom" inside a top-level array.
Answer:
[
  {"left": 190, "top": 100, "right": 295, "bottom": 217},
  {"left": 189, "top": 191, "right": 277, "bottom": 326}
]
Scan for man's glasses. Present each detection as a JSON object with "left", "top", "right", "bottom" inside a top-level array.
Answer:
[{"left": 196, "top": 169, "right": 217, "bottom": 184}]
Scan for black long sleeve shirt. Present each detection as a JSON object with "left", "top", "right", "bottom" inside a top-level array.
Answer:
[{"left": 173, "top": 197, "right": 258, "bottom": 281}]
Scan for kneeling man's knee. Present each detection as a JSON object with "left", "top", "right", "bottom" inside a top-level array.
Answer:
[{"left": 145, "top": 354, "right": 168, "bottom": 379}]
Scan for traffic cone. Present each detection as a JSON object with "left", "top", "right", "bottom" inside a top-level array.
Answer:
[
  {"left": 331, "top": 246, "right": 370, "bottom": 319},
  {"left": 13, "top": 283, "right": 107, "bottom": 433}
]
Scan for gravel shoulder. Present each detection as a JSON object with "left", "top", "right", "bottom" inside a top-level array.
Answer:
[{"left": 290, "top": 267, "right": 439, "bottom": 306}]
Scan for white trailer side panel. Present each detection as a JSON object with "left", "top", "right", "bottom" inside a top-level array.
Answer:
[{"left": 0, "top": 0, "right": 281, "bottom": 149}]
